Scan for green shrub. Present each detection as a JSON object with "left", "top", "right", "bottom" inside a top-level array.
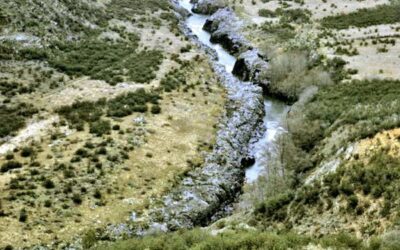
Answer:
[
  {"left": 320, "top": 233, "right": 363, "bottom": 249},
  {"left": 57, "top": 99, "right": 104, "bottom": 126},
  {"left": 49, "top": 39, "right": 163, "bottom": 84},
  {"left": 0, "top": 103, "right": 38, "bottom": 137},
  {"left": 321, "top": 4, "right": 400, "bottom": 29},
  {"left": 72, "top": 193, "right": 82, "bottom": 205},
  {"left": 107, "top": 89, "right": 160, "bottom": 117},
  {"left": 294, "top": 79, "right": 400, "bottom": 151},
  {"left": 258, "top": 9, "right": 276, "bottom": 17},
  {"left": 151, "top": 105, "right": 161, "bottom": 114},
  {"left": 82, "top": 229, "right": 97, "bottom": 249},
  {"left": 348, "top": 195, "right": 358, "bottom": 209},
  {"left": 160, "top": 68, "right": 187, "bottom": 92},
  {"left": 1, "top": 161, "right": 22, "bottom": 173},
  {"left": 90, "top": 120, "right": 111, "bottom": 136},
  {"left": 20, "top": 147, "right": 33, "bottom": 157},
  {"left": 277, "top": 8, "right": 311, "bottom": 24},
  {"left": 94, "top": 189, "right": 102, "bottom": 199},
  {"left": 19, "top": 208, "right": 28, "bottom": 222},
  {"left": 42, "top": 179, "right": 55, "bottom": 189},
  {"left": 94, "top": 229, "right": 385, "bottom": 250},
  {"left": 44, "top": 200, "right": 52, "bottom": 208},
  {"left": 256, "top": 191, "right": 294, "bottom": 218},
  {"left": 261, "top": 22, "right": 296, "bottom": 41}
]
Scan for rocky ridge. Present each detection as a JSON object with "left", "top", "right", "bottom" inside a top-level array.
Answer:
[
  {"left": 202, "top": 7, "right": 269, "bottom": 88},
  {"left": 103, "top": 0, "right": 266, "bottom": 240}
]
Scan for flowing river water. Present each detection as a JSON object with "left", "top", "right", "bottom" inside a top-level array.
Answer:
[{"left": 179, "top": 0, "right": 289, "bottom": 183}]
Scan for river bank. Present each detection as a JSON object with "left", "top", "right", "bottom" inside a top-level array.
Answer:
[{"left": 101, "top": 0, "right": 267, "bottom": 241}]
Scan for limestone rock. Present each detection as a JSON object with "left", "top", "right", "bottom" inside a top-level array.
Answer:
[
  {"left": 203, "top": 8, "right": 252, "bottom": 54},
  {"left": 232, "top": 49, "right": 269, "bottom": 87},
  {"left": 191, "top": 0, "right": 226, "bottom": 15}
]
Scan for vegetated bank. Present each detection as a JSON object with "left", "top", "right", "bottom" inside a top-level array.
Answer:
[
  {"left": 99, "top": 0, "right": 400, "bottom": 248},
  {"left": 0, "top": 0, "right": 231, "bottom": 248}
]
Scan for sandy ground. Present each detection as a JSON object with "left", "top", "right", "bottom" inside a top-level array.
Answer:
[
  {"left": 336, "top": 24, "right": 400, "bottom": 40},
  {"left": 231, "top": 0, "right": 389, "bottom": 22},
  {"left": 301, "top": 0, "right": 389, "bottom": 19},
  {"left": 41, "top": 78, "right": 150, "bottom": 108},
  {"left": 0, "top": 116, "right": 59, "bottom": 155},
  {"left": 343, "top": 42, "right": 400, "bottom": 80},
  {"left": 322, "top": 23, "right": 400, "bottom": 80},
  {"left": 355, "top": 128, "right": 400, "bottom": 159},
  {"left": 233, "top": 0, "right": 400, "bottom": 81}
]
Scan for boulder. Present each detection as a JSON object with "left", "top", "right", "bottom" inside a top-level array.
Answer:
[
  {"left": 203, "top": 8, "right": 251, "bottom": 54},
  {"left": 232, "top": 49, "right": 269, "bottom": 87},
  {"left": 191, "top": 0, "right": 226, "bottom": 15}
]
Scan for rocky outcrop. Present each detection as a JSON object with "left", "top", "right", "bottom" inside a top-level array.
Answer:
[
  {"left": 232, "top": 49, "right": 269, "bottom": 87},
  {"left": 203, "top": 8, "right": 251, "bottom": 55},
  {"left": 104, "top": 1, "right": 265, "bottom": 239},
  {"left": 191, "top": 0, "right": 226, "bottom": 15},
  {"left": 105, "top": 54, "right": 265, "bottom": 238},
  {"left": 144, "top": 64, "right": 264, "bottom": 231},
  {"left": 203, "top": 8, "right": 270, "bottom": 87}
]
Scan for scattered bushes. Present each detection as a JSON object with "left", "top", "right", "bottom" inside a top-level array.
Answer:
[
  {"left": 259, "top": 8, "right": 310, "bottom": 23},
  {"left": 56, "top": 99, "right": 104, "bottom": 129},
  {"left": 109, "top": 0, "right": 170, "bottom": 16},
  {"left": 49, "top": 39, "right": 163, "bottom": 85},
  {"left": 258, "top": 9, "right": 276, "bottom": 18},
  {"left": 94, "top": 229, "right": 384, "bottom": 250},
  {"left": 159, "top": 68, "right": 187, "bottom": 92},
  {"left": 321, "top": 3, "right": 400, "bottom": 29},
  {"left": 57, "top": 88, "right": 161, "bottom": 129},
  {"left": 261, "top": 22, "right": 296, "bottom": 41},
  {"left": 0, "top": 103, "right": 38, "bottom": 138},
  {"left": 107, "top": 89, "right": 161, "bottom": 117},
  {"left": 278, "top": 8, "right": 311, "bottom": 24},
  {"left": 302, "top": 79, "right": 400, "bottom": 146}
]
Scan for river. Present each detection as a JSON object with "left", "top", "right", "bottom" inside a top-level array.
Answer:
[{"left": 179, "top": 0, "right": 289, "bottom": 183}]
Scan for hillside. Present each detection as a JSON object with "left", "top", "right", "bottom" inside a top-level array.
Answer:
[
  {"left": 102, "top": 0, "right": 400, "bottom": 249},
  {"left": 234, "top": 0, "right": 400, "bottom": 239},
  {"left": 0, "top": 0, "right": 226, "bottom": 248},
  {"left": 2, "top": 0, "right": 400, "bottom": 249}
]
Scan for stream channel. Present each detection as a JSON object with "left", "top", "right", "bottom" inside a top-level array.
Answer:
[{"left": 179, "top": 0, "right": 289, "bottom": 184}]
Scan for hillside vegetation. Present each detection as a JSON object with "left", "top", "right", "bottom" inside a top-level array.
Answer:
[
  {"left": 223, "top": 0, "right": 400, "bottom": 243},
  {"left": 95, "top": 0, "right": 400, "bottom": 248},
  {"left": 2, "top": 0, "right": 400, "bottom": 249},
  {"left": 0, "top": 0, "right": 226, "bottom": 248}
]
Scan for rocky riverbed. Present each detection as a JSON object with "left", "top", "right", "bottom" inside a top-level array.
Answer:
[
  {"left": 104, "top": 0, "right": 266, "bottom": 238},
  {"left": 37, "top": 1, "right": 274, "bottom": 248}
]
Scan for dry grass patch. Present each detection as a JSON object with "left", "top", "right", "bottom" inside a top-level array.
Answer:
[{"left": 0, "top": 58, "right": 226, "bottom": 248}]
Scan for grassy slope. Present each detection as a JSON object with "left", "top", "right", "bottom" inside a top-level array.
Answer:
[
  {"left": 97, "top": 1, "right": 400, "bottom": 249},
  {"left": 0, "top": 0, "right": 226, "bottom": 248},
  {"left": 247, "top": 0, "right": 400, "bottom": 241},
  {"left": 92, "top": 1, "right": 400, "bottom": 249}
]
